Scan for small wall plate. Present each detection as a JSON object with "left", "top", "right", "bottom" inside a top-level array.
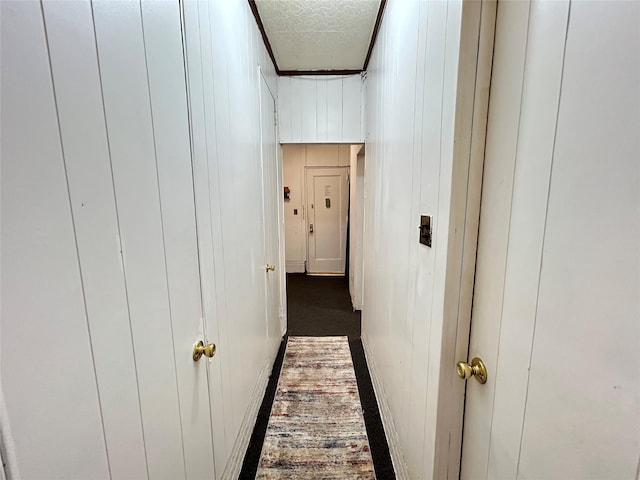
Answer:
[{"left": 419, "top": 215, "right": 432, "bottom": 247}]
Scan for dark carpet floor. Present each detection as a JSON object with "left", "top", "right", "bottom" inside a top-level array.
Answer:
[
  {"left": 287, "top": 274, "right": 362, "bottom": 340},
  {"left": 239, "top": 274, "right": 395, "bottom": 480}
]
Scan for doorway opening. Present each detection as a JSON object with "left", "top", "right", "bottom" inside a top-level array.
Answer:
[
  {"left": 239, "top": 142, "right": 395, "bottom": 479},
  {"left": 282, "top": 143, "right": 366, "bottom": 326},
  {"left": 281, "top": 142, "right": 365, "bottom": 336}
]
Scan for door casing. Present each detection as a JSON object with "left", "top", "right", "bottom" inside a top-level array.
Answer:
[{"left": 425, "top": 1, "right": 497, "bottom": 477}]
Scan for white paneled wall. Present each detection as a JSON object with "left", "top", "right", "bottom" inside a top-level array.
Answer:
[
  {"left": 361, "top": 0, "right": 488, "bottom": 478},
  {"left": 181, "top": 1, "right": 282, "bottom": 476},
  {"left": 348, "top": 145, "right": 365, "bottom": 310},
  {"left": 1, "top": 1, "right": 281, "bottom": 478},
  {"left": 1, "top": 2, "right": 111, "bottom": 477},
  {"left": 282, "top": 144, "right": 351, "bottom": 273},
  {"left": 278, "top": 75, "right": 365, "bottom": 143}
]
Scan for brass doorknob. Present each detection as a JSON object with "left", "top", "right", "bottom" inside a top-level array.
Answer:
[
  {"left": 193, "top": 341, "right": 216, "bottom": 361},
  {"left": 456, "top": 357, "right": 487, "bottom": 384},
  {"left": 266, "top": 264, "right": 276, "bottom": 272}
]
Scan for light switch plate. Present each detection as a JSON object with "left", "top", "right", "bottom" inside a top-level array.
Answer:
[{"left": 419, "top": 215, "right": 432, "bottom": 247}]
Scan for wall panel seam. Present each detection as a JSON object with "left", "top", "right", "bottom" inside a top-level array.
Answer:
[
  {"left": 138, "top": 5, "right": 188, "bottom": 477},
  {"left": 39, "top": 1, "right": 112, "bottom": 476}
]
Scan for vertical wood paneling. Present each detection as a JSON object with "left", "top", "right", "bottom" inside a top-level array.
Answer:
[
  {"left": 0, "top": 1, "right": 110, "bottom": 477},
  {"left": 259, "top": 73, "right": 283, "bottom": 362},
  {"left": 204, "top": 0, "right": 241, "bottom": 458},
  {"left": 278, "top": 75, "right": 363, "bottom": 143},
  {"left": 316, "top": 79, "right": 328, "bottom": 142},
  {"left": 300, "top": 78, "right": 317, "bottom": 142},
  {"left": 3, "top": 1, "right": 281, "bottom": 478},
  {"left": 326, "top": 77, "right": 344, "bottom": 141},
  {"left": 464, "top": 3, "right": 639, "bottom": 478},
  {"left": 342, "top": 75, "right": 362, "bottom": 141},
  {"left": 279, "top": 77, "right": 292, "bottom": 141},
  {"left": 290, "top": 75, "right": 303, "bottom": 141},
  {"left": 460, "top": 3, "right": 529, "bottom": 477},
  {"left": 41, "top": 1, "right": 148, "bottom": 477},
  {"left": 182, "top": 0, "right": 281, "bottom": 476},
  {"left": 140, "top": 1, "right": 216, "bottom": 477},
  {"left": 361, "top": 0, "right": 481, "bottom": 478},
  {"left": 518, "top": 1, "right": 640, "bottom": 476},
  {"left": 403, "top": 1, "right": 431, "bottom": 475},
  {"left": 180, "top": 2, "right": 229, "bottom": 473},
  {"left": 91, "top": 2, "right": 185, "bottom": 477},
  {"left": 220, "top": 1, "right": 267, "bottom": 439},
  {"left": 485, "top": 2, "right": 568, "bottom": 478}
]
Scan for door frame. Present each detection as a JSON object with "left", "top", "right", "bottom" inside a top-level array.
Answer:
[
  {"left": 429, "top": 1, "right": 497, "bottom": 478},
  {"left": 304, "top": 165, "right": 350, "bottom": 275}
]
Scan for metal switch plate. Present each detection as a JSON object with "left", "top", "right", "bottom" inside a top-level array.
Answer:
[{"left": 419, "top": 215, "right": 432, "bottom": 247}]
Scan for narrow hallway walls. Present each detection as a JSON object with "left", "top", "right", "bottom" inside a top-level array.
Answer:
[
  {"left": 181, "top": 1, "right": 282, "bottom": 476},
  {"left": 362, "top": 0, "right": 490, "bottom": 478},
  {"left": 1, "top": 1, "right": 282, "bottom": 478},
  {"left": 278, "top": 75, "right": 365, "bottom": 144}
]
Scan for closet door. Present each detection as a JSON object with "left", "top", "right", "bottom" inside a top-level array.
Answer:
[
  {"left": 2, "top": 1, "right": 218, "bottom": 478},
  {"left": 89, "top": 1, "right": 217, "bottom": 477}
]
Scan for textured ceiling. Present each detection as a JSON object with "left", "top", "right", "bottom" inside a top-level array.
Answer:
[{"left": 255, "top": 0, "right": 381, "bottom": 71}]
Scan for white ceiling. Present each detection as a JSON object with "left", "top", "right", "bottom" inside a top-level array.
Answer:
[{"left": 255, "top": 0, "right": 381, "bottom": 72}]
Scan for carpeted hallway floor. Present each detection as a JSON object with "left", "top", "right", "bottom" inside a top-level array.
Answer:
[
  {"left": 239, "top": 273, "right": 395, "bottom": 479},
  {"left": 287, "top": 274, "right": 362, "bottom": 339}
]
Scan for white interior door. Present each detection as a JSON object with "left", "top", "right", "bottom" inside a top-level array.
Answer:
[
  {"left": 305, "top": 167, "right": 349, "bottom": 274},
  {"left": 460, "top": 1, "right": 640, "bottom": 478},
  {"left": 260, "top": 72, "right": 283, "bottom": 358}
]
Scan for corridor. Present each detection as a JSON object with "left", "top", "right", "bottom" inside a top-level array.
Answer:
[
  {"left": 239, "top": 275, "right": 395, "bottom": 479},
  {"left": 2, "top": 0, "right": 638, "bottom": 478}
]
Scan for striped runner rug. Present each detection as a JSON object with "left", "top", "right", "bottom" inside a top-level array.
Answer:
[{"left": 256, "top": 336, "right": 375, "bottom": 479}]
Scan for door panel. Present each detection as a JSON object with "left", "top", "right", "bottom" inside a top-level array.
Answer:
[
  {"left": 260, "top": 73, "right": 283, "bottom": 359},
  {"left": 3, "top": 1, "right": 221, "bottom": 478},
  {"left": 140, "top": 1, "right": 216, "bottom": 477},
  {"left": 92, "top": 3, "right": 187, "bottom": 476},
  {"left": 461, "top": 5, "right": 530, "bottom": 474},
  {"left": 181, "top": 0, "right": 230, "bottom": 470},
  {"left": 306, "top": 167, "right": 349, "bottom": 274},
  {"left": 461, "top": 1, "right": 640, "bottom": 478}
]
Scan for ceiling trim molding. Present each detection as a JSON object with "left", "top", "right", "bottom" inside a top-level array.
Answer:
[
  {"left": 363, "top": 0, "right": 387, "bottom": 70},
  {"left": 249, "top": 0, "right": 387, "bottom": 76},
  {"left": 279, "top": 69, "right": 363, "bottom": 76},
  {"left": 248, "top": 0, "right": 280, "bottom": 74}
]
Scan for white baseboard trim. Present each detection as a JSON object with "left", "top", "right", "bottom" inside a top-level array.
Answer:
[
  {"left": 221, "top": 360, "right": 270, "bottom": 480},
  {"left": 285, "top": 260, "right": 305, "bottom": 273},
  {"left": 361, "top": 333, "right": 410, "bottom": 480}
]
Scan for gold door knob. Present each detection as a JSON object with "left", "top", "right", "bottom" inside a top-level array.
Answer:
[
  {"left": 456, "top": 357, "right": 487, "bottom": 384},
  {"left": 193, "top": 340, "right": 216, "bottom": 361},
  {"left": 266, "top": 264, "right": 276, "bottom": 272}
]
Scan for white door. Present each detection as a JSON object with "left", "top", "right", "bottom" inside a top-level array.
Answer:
[
  {"left": 260, "top": 72, "right": 283, "bottom": 358},
  {"left": 460, "top": 1, "right": 640, "bottom": 478},
  {"left": 306, "top": 167, "right": 349, "bottom": 274},
  {"left": 1, "top": 1, "right": 218, "bottom": 478}
]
